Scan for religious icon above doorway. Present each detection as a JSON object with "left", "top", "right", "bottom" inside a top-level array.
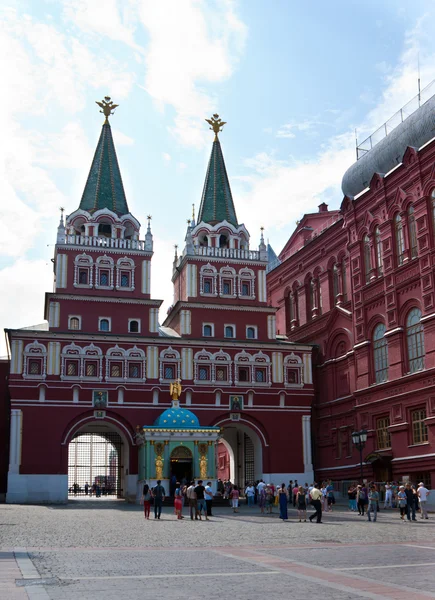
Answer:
[{"left": 230, "top": 395, "right": 243, "bottom": 411}]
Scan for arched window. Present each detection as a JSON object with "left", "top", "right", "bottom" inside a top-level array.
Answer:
[
  {"left": 406, "top": 308, "right": 424, "bottom": 373},
  {"left": 373, "top": 323, "right": 388, "bottom": 383},
  {"left": 332, "top": 265, "right": 339, "bottom": 303},
  {"left": 203, "top": 324, "right": 213, "bottom": 337},
  {"left": 408, "top": 205, "right": 418, "bottom": 259},
  {"left": 129, "top": 320, "right": 139, "bottom": 333},
  {"left": 224, "top": 325, "right": 235, "bottom": 338},
  {"left": 342, "top": 258, "right": 347, "bottom": 301},
  {"left": 363, "top": 235, "right": 372, "bottom": 284},
  {"left": 99, "top": 318, "right": 110, "bottom": 332},
  {"left": 375, "top": 227, "right": 383, "bottom": 275},
  {"left": 69, "top": 317, "right": 80, "bottom": 331},
  {"left": 395, "top": 214, "right": 405, "bottom": 266},
  {"left": 246, "top": 326, "right": 256, "bottom": 339}
]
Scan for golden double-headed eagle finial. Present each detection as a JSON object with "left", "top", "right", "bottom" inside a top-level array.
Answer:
[
  {"left": 96, "top": 96, "right": 119, "bottom": 124},
  {"left": 205, "top": 113, "right": 226, "bottom": 139}
]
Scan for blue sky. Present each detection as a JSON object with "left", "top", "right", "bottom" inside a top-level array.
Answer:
[{"left": 1, "top": 0, "right": 434, "bottom": 354}]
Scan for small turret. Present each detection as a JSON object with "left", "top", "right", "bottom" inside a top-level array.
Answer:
[
  {"left": 259, "top": 226, "right": 267, "bottom": 260},
  {"left": 56, "top": 208, "right": 66, "bottom": 244},
  {"left": 145, "top": 215, "right": 153, "bottom": 251}
]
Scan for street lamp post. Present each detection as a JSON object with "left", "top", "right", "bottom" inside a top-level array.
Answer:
[{"left": 352, "top": 429, "right": 368, "bottom": 483}]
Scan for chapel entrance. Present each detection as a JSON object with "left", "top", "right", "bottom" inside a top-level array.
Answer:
[
  {"left": 170, "top": 446, "right": 193, "bottom": 484},
  {"left": 67, "top": 427, "right": 124, "bottom": 498}
]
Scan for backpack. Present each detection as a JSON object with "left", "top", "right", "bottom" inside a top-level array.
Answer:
[{"left": 359, "top": 490, "right": 366, "bottom": 501}]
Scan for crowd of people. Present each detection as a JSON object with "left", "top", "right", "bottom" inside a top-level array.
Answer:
[{"left": 140, "top": 478, "right": 431, "bottom": 523}]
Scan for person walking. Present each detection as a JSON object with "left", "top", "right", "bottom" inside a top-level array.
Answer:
[
  {"left": 266, "top": 485, "right": 274, "bottom": 514},
  {"left": 194, "top": 480, "right": 208, "bottom": 520},
  {"left": 174, "top": 482, "right": 184, "bottom": 520},
  {"left": 296, "top": 485, "right": 307, "bottom": 522},
  {"left": 141, "top": 482, "right": 152, "bottom": 520},
  {"left": 245, "top": 483, "right": 255, "bottom": 507},
  {"left": 278, "top": 483, "right": 288, "bottom": 520},
  {"left": 230, "top": 485, "right": 240, "bottom": 513},
  {"left": 405, "top": 483, "right": 416, "bottom": 521},
  {"left": 348, "top": 484, "right": 357, "bottom": 511},
  {"left": 367, "top": 485, "right": 379, "bottom": 522},
  {"left": 418, "top": 482, "right": 430, "bottom": 519},
  {"left": 309, "top": 483, "right": 322, "bottom": 523},
  {"left": 326, "top": 481, "right": 335, "bottom": 512},
  {"left": 292, "top": 483, "right": 299, "bottom": 508},
  {"left": 357, "top": 484, "right": 368, "bottom": 516},
  {"left": 384, "top": 482, "right": 393, "bottom": 509},
  {"left": 152, "top": 480, "right": 166, "bottom": 520},
  {"left": 258, "top": 485, "right": 266, "bottom": 514},
  {"left": 204, "top": 481, "right": 213, "bottom": 517},
  {"left": 186, "top": 480, "right": 198, "bottom": 520},
  {"left": 397, "top": 486, "right": 407, "bottom": 521}
]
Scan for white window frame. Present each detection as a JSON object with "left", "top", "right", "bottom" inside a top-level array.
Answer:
[
  {"left": 283, "top": 352, "right": 304, "bottom": 388},
  {"left": 128, "top": 318, "right": 141, "bottom": 334},
  {"left": 200, "top": 263, "right": 218, "bottom": 297},
  {"left": 23, "top": 341, "right": 47, "bottom": 380},
  {"left": 159, "top": 346, "right": 181, "bottom": 383},
  {"left": 74, "top": 253, "right": 93, "bottom": 289},
  {"left": 99, "top": 317, "right": 112, "bottom": 332},
  {"left": 202, "top": 323, "right": 215, "bottom": 337},
  {"left": 224, "top": 324, "right": 236, "bottom": 339},
  {"left": 95, "top": 255, "right": 114, "bottom": 290},
  {"left": 246, "top": 325, "right": 257, "bottom": 339},
  {"left": 219, "top": 266, "right": 237, "bottom": 298},
  {"left": 68, "top": 315, "right": 82, "bottom": 331},
  {"left": 116, "top": 257, "right": 135, "bottom": 292}
]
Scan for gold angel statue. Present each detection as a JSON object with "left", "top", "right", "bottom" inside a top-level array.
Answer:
[{"left": 170, "top": 379, "right": 182, "bottom": 401}]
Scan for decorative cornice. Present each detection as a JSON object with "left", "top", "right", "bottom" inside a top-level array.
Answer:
[
  {"left": 46, "top": 293, "right": 163, "bottom": 307},
  {"left": 172, "top": 302, "right": 277, "bottom": 314},
  {"left": 58, "top": 245, "right": 153, "bottom": 257}
]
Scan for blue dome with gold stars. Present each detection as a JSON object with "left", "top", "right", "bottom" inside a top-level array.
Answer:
[{"left": 153, "top": 407, "right": 200, "bottom": 428}]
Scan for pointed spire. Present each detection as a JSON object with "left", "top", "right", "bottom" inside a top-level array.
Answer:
[
  {"left": 145, "top": 215, "right": 153, "bottom": 251},
  {"left": 79, "top": 97, "right": 129, "bottom": 216},
  {"left": 191, "top": 203, "right": 196, "bottom": 227},
  {"left": 197, "top": 115, "right": 238, "bottom": 227},
  {"left": 57, "top": 207, "right": 66, "bottom": 244}
]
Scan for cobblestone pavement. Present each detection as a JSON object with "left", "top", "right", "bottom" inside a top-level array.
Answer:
[{"left": 1, "top": 501, "right": 435, "bottom": 599}]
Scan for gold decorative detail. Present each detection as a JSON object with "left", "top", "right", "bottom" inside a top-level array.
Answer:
[
  {"left": 154, "top": 442, "right": 164, "bottom": 479},
  {"left": 199, "top": 454, "right": 207, "bottom": 479},
  {"left": 205, "top": 113, "right": 226, "bottom": 140},
  {"left": 96, "top": 96, "right": 119, "bottom": 124},
  {"left": 169, "top": 380, "right": 182, "bottom": 401}
]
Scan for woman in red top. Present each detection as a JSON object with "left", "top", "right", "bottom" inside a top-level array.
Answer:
[
  {"left": 230, "top": 485, "right": 240, "bottom": 513},
  {"left": 174, "top": 482, "right": 184, "bottom": 519}
]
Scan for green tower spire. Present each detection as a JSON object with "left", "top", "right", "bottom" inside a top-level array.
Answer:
[
  {"left": 197, "top": 114, "right": 238, "bottom": 227},
  {"left": 79, "top": 97, "right": 129, "bottom": 216}
]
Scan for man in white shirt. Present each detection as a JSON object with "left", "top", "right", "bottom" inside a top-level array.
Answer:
[
  {"left": 186, "top": 480, "right": 198, "bottom": 520},
  {"left": 257, "top": 479, "right": 266, "bottom": 493},
  {"left": 418, "top": 482, "right": 430, "bottom": 519}
]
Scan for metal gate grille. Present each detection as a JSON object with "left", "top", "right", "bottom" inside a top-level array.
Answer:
[
  {"left": 68, "top": 432, "right": 123, "bottom": 497},
  {"left": 244, "top": 433, "right": 255, "bottom": 483}
]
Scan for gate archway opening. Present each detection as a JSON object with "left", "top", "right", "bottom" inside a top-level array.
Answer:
[
  {"left": 217, "top": 422, "right": 263, "bottom": 487},
  {"left": 67, "top": 421, "right": 128, "bottom": 499}
]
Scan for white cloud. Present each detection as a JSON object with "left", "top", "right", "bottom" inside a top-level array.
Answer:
[
  {"left": 162, "top": 152, "right": 171, "bottom": 162},
  {"left": 137, "top": 0, "right": 247, "bottom": 147}
]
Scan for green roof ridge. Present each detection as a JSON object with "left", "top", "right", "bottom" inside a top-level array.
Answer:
[
  {"left": 79, "top": 123, "right": 129, "bottom": 216},
  {"left": 197, "top": 138, "right": 238, "bottom": 227}
]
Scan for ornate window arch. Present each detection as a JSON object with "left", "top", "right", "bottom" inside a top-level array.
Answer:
[
  {"left": 251, "top": 351, "right": 271, "bottom": 385},
  {"left": 374, "top": 227, "right": 383, "bottom": 275},
  {"left": 82, "top": 343, "right": 103, "bottom": 380},
  {"left": 238, "top": 267, "right": 255, "bottom": 299},
  {"left": 395, "top": 213, "right": 405, "bottom": 266},
  {"left": 23, "top": 341, "right": 47, "bottom": 380},
  {"left": 106, "top": 345, "right": 126, "bottom": 380},
  {"left": 408, "top": 205, "right": 418, "bottom": 259},
  {"left": 213, "top": 350, "right": 232, "bottom": 385},
  {"left": 332, "top": 264, "right": 340, "bottom": 304},
  {"left": 61, "top": 342, "right": 83, "bottom": 380},
  {"left": 126, "top": 346, "right": 146, "bottom": 381},
  {"left": 234, "top": 350, "right": 253, "bottom": 385},
  {"left": 194, "top": 349, "right": 213, "bottom": 384},
  {"left": 159, "top": 347, "right": 181, "bottom": 382},
  {"left": 219, "top": 266, "right": 237, "bottom": 297},
  {"left": 363, "top": 234, "right": 372, "bottom": 284},
  {"left": 283, "top": 352, "right": 303, "bottom": 388},
  {"left": 74, "top": 253, "right": 93, "bottom": 288},
  {"left": 116, "top": 256, "right": 135, "bottom": 291},
  {"left": 406, "top": 308, "right": 424, "bottom": 373},
  {"left": 373, "top": 323, "right": 388, "bottom": 384},
  {"left": 200, "top": 263, "right": 218, "bottom": 296},
  {"left": 95, "top": 255, "right": 114, "bottom": 289}
]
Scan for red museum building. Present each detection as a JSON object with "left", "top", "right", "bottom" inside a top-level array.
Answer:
[
  {"left": 268, "top": 89, "right": 435, "bottom": 496},
  {"left": 4, "top": 104, "right": 314, "bottom": 503}
]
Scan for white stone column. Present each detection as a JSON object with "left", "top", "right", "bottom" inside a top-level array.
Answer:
[
  {"left": 9, "top": 409, "right": 23, "bottom": 474},
  {"left": 302, "top": 415, "right": 313, "bottom": 472}
]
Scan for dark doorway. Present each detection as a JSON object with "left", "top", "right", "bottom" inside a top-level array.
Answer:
[{"left": 170, "top": 446, "right": 193, "bottom": 488}]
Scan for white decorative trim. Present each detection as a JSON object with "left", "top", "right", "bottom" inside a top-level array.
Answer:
[
  {"left": 128, "top": 318, "right": 141, "bottom": 334},
  {"left": 98, "top": 317, "right": 112, "bottom": 332},
  {"left": 73, "top": 253, "right": 93, "bottom": 289},
  {"left": 283, "top": 352, "right": 304, "bottom": 388},
  {"left": 95, "top": 255, "right": 114, "bottom": 290},
  {"left": 199, "top": 263, "right": 218, "bottom": 297},
  {"left": 159, "top": 346, "right": 181, "bottom": 382},
  {"left": 116, "top": 256, "right": 135, "bottom": 291},
  {"left": 23, "top": 340, "right": 47, "bottom": 380}
]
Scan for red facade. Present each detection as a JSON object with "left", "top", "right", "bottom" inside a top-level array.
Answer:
[{"left": 268, "top": 135, "right": 435, "bottom": 492}]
